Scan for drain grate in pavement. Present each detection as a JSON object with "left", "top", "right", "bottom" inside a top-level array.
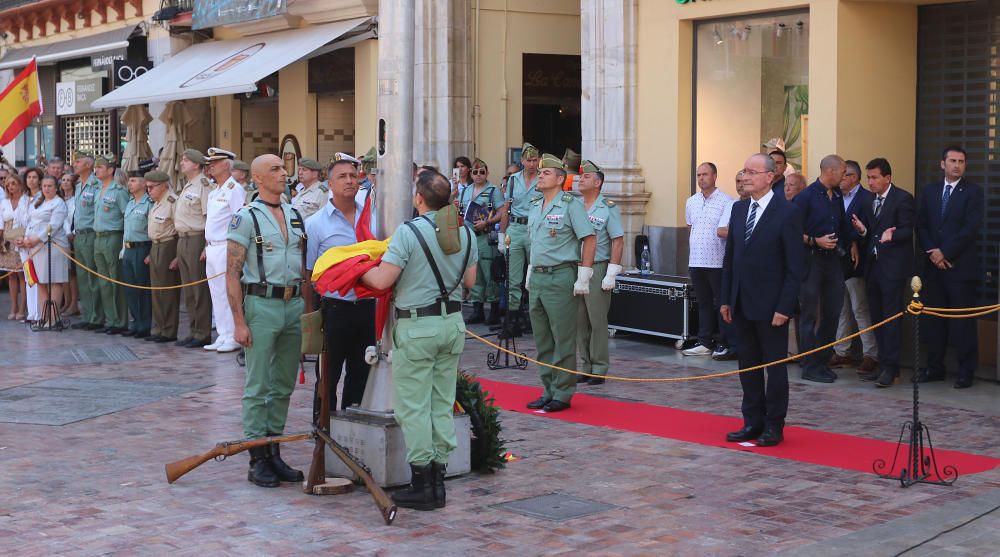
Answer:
[
  {"left": 0, "top": 344, "right": 140, "bottom": 367},
  {"left": 0, "top": 377, "right": 212, "bottom": 425},
  {"left": 493, "top": 493, "right": 619, "bottom": 521}
]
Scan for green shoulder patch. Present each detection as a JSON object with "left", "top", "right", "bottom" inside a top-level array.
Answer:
[
  {"left": 561, "top": 192, "right": 574, "bottom": 203},
  {"left": 530, "top": 194, "right": 544, "bottom": 204}
]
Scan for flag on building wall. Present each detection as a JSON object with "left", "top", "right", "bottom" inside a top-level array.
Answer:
[{"left": 0, "top": 57, "right": 42, "bottom": 144}]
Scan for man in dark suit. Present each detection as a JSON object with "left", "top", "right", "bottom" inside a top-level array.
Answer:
[
  {"left": 721, "top": 154, "right": 806, "bottom": 447},
  {"left": 850, "top": 158, "right": 915, "bottom": 388},
  {"left": 916, "top": 146, "right": 984, "bottom": 389}
]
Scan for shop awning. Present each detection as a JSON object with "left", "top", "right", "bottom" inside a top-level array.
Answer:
[
  {"left": 0, "top": 25, "right": 142, "bottom": 71},
  {"left": 92, "top": 17, "right": 372, "bottom": 110}
]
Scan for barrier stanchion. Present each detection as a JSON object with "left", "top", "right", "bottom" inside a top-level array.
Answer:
[
  {"left": 32, "top": 230, "right": 65, "bottom": 332},
  {"left": 487, "top": 235, "right": 527, "bottom": 370}
]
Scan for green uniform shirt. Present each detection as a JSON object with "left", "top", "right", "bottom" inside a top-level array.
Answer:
[
  {"left": 383, "top": 211, "right": 480, "bottom": 309},
  {"left": 586, "top": 194, "right": 624, "bottom": 262},
  {"left": 227, "top": 200, "right": 306, "bottom": 286},
  {"left": 527, "top": 192, "right": 594, "bottom": 267},
  {"left": 458, "top": 182, "right": 502, "bottom": 223},
  {"left": 505, "top": 170, "right": 539, "bottom": 218},
  {"left": 73, "top": 174, "right": 102, "bottom": 231},
  {"left": 93, "top": 181, "right": 130, "bottom": 232},
  {"left": 124, "top": 194, "right": 153, "bottom": 242}
]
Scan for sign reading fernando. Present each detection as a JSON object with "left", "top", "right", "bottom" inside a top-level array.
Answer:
[{"left": 192, "top": 0, "right": 287, "bottom": 30}]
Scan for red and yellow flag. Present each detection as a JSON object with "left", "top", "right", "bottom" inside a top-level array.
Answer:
[{"left": 0, "top": 57, "right": 42, "bottom": 144}]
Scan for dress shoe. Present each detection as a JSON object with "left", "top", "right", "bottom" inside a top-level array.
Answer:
[
  {"left": 875, "top": 370, "right": 898, "bottom": 388},
  {"left": 155, "top": 336, "right": 177, "bottom": 343},
  {"left": 187, "top": 337, "right": 212, "bottom": 348},
  {"left": 915, "top": 368, "right": 945, "bottom": 383},
  {"left": 70, "top": 322, "right": 91, "bottom": 330},
  {"left": 829, "top": 354, "right": 853, "bottom": 368},
  {"left": 134, "top": 331, "right": 150, "bottom": 339},
  {"left": 84, "top": 322, "right": 103, "bottom": 331},
  {"left": 526, "top": 397, "right": 551, "bottom": 410},
  {"left": 175, "top": 337, "right": 194, "bottom": 347},
  {"left": 954, "top": 377, "right": 973, "bottom": 389},
  {"left": 726, "top": 425, "right": 762, "bottom": 442},
  {"left": 542, "top": 400, "right": 571, "bottom": 413},
  {"left": 755, "top": 428, "right": 784, "bottom": 447},
  {"left": 858, "top": 357, "right": 879, "bottom": 373},
  {"left": 106, "top": 327, "right": 127, "bottom": 335},
  {"left": 216, "top": 340, "right": 241, "bottom": 353},
  {"left": 577, "top": 374, "right": 590, "bottom": 384},
  {"left": 588, "top": 377, "right": 606, "bottom": 385},
  {"left": 858, "top": 370, "right": 880, "bottom": 382},
  {"left": 144, "top": 334, "right": 163, "bottom": 342},
  {"left": 121, "top": 330, "right": 136, "bottom": 337},
  {"left": 93, "top": 327, "right": 109, "bottom": 333},
  {"left": 802, "top": 369, "right": 835, "bottom": 383},
  {"left": 203, "top": 338, "right": 222, "bottom": 350}
]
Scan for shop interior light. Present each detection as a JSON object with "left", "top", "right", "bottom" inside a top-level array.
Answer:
[
  {"left": 713, "top": 27, "right": 724, "bottom": 45},
  {"left": 776, "top": 22, "right": 786, "bottom": 38},
  {"left": 796, "top": 21, "right": 805, "bottom": 34}
]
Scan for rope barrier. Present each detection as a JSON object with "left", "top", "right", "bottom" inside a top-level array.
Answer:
[
  {"left": 907, "top": 300, "right": 1000, "bottom": 319},
  {"left": 466, "top": 311, "right": 905, "bottom": 383},
  {"left": 52, "top": 243, "right": 224, "bottom": 290}
]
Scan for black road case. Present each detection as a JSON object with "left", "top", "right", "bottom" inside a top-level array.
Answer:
[{"left": 608, "top": 273, "right": 699, "bottom": 348}]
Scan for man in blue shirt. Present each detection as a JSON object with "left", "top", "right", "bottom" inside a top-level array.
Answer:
[
  {"left": 793, "top": 154, "right": 858, "bottom": 383},
  {"left": 304, "top": 155, "right": 375, "bottom": 411}
]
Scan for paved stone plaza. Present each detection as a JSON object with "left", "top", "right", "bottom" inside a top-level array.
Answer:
[{"left": 1, "top": 302, "right": 998, "bottom": 556}]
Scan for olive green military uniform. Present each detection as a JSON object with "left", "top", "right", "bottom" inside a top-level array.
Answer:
[
  {"left": 291, "top": 158, "right": 328, "bottom": 220},
  {"left": 175, "top": 172, "right": 213, "bottom": 340},
  {"left": 527, "top": 191, "right": 594, "bottom": 404},
  {"left": 228, "top": 199, "right": 307, "bottom": 440},
  {"left": 148, "top": 184, "right": 181, "bottom": 340},
  {"left": 577, "top": 193, "right": 624, "bottom": 378},
  {"left": 505, "top": 168, "right": 539, "bottom": 312},
  {"left": 122, "top": 193, "right": 154, "bottom": 334},
  {"left": 384, "top": 211, "right": 479, "bottom": 466},
  {"left": 73, "top": 173, "right": 103, "bottom": 326},
  {"left": 458, "top": 181, "right": 502, "bottom": 304},
  {"left": 93, "top": 179, "right": 130, "bottom": 329}
]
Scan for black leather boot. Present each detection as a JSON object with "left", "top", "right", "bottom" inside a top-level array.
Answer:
[
  {"left": 247, "top": 446, "right": 279, "bottom": 487},
  {"left": 467, "top": 303, "right": 485, "bottom": 324},
  {"left": 485, "top": 303, "right": 501, "bottom": 326},
  {"left": 267, "top": 438, "right": 304, "bottom": 482},
  {"left": 392, "top": 463, "right": 435, "bottom": 511},
  {"left": 431, "top": 461, "right": 446, "bottom": 508}
]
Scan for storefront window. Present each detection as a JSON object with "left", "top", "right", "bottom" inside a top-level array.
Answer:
[
  {"left": 19, "top": 124, "right": 55, "bottom": 167},
  {"left": 694, "top": 13, "right": 809, "bottom": 194}
]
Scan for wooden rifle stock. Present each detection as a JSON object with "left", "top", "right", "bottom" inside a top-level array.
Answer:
[
  {"left": 313, "top": 427, "right": 397, "bottom": 525},
  {"left": 304, "top": 352, "right": 329, "bottom": 493},
  {"left": 164, "top": 432, "right": 312, "bottom": 484}
]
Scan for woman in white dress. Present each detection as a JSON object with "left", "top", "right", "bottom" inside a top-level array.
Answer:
[
  {"left": 59, "top": 172, "right": 80, "bottom": 316},
  {"left": 0, "top": 174, "right": 29, "bottom": 320},
  {"left": 19, "top": 175, "right": 69, "bottom": 328},
  {"left": 21, "top": 168, "right": 44, "bottom": 323}
]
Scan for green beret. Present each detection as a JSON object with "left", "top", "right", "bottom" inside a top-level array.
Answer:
[
  {"left": 182, "top": 149, "right": 205, "bottom": 165},
  {"left": 232, "top": 160, "right": 250, "bottom": 172},
  {"left": 522, "top": 142, "right": 539, "bottom": 159},
  {"left": 298, "top": 158, "right": 323, "bottom": 171},
  {"left": 538, "top": 153, "right": 563, "bottom": 169},
  {"left": 580, "top": 159, "right": 602, "bottom": 174},
  {"left": 144, "top": 170, "right": 170, "bottom": 183}
]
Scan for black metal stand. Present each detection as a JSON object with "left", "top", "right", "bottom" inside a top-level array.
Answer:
[
  {"left": 33, "top": 236, "right": 64, "bottom": 332},
  {"left": 487, "top": 241, "right": 527, "bottom": 370},
  {"left": 873, "top": 278, "right": 957, "bottom": 487}
]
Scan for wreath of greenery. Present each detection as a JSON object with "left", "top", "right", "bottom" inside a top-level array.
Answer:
[{"left": 456, "top": 371, "right": 506, "bottom": 473}]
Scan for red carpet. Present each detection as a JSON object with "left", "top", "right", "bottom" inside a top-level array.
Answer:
[{"left": 479, "top": 379, "right": 1000, "bottom": 479}]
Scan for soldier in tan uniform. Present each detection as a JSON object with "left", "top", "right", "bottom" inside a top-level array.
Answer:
[
  {"left": 291, "top": 157, "right": 328, "bottom": 219},
  {"left": 143, "top": 171, "right": 181, "bottom": 343},
  {"left": 174, "top": 148, "right": 213, "bottom": 347}
]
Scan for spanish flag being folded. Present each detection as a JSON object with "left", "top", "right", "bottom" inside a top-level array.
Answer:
[{"left": 0, "top": 57, "right": 43, "bottom": 145}]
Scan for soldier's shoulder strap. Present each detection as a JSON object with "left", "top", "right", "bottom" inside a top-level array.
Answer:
[
  {"left": 245, "top": 204, "right": 267, "bottom": 285},
  {"left": 404, "top": 216, "right": 472, "bottom": 302}
]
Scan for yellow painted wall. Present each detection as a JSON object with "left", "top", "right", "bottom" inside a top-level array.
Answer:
[
  {"left": 474, "top": 0, "right": 581, "bottom": 174},
  {"left": 278, "top": 60, "right": 318, "bottom": 158},
  {"left": 354, "top": 39, "right": 379, "bottom": 157},
  {"left": 213, "top": 96, "right": 241, "bottom": 155}
]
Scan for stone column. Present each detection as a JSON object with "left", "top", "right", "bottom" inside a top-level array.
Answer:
[
  {"left": 412, "top": 0, "right": 473, "bottom": 170},
  {"left": 581, "top": 0, "right": 649, "bottom": 268}
]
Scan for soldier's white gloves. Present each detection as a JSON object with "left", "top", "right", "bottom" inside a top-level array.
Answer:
[
  {"left": 497, "top": 232, "right": 507, "bottom": 253},
  {"left": 524, "top": 266, "right": 532, "bottom": 290},
  {"left": 573, "top": 266, "right": 593, "bottom": 296},
  {"left": 601, "top": 263, "right": 623, "bottom": 291}
]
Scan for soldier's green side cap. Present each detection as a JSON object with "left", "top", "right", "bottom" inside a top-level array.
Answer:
[
  {"left": 94, "top": 153, "right": 116, "bottom": 167},
  {"left": 538, "top": 153, "right": 562, "bottom": 169},
  {"left": 361, "top": 146, "right": 376, "bottom": 162},
  {"left": 73, "top": 150, "right": 93, "bottom": 161},
  {"left": 299, "top": 158, "right": 323, "bottom": 171},
  {"left": 522, "top": 142, "right": 539, "bottom": 159},
  {"left": 563, "top": 148, "right": 581, "bottom": 169},
  {"left": 580, "top": 159, "right": 602, "bottom": 173},
  {"left": 233, "top": 160, "right": 250, "bottom": 171},
  {"left": 144, "top": 170, "right": 170, "bottom": 183},
  {"left": 182, "top": 149, "right": 206, "bottom": 165}
]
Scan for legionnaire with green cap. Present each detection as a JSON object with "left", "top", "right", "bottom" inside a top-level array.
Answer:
[
  {"left": 227, "top": 153, "right": 308, "bottom": 488},
  {"left": 291, "top": 157, "right": 328, "bottom": 220},
  {"left": 499, "top": 142, "right": 540, "bottom": 337},
  {"left": 69, "top": 151, "right": 105, "bottom": 330},
  {"left": 232, "top": 160, "right": 252, "bottom": 195},
  {"left": 523, "top": 153, "right": 596, "bottom": 413},
  {"left": 361, "top": 169, "right": 478, "bottom": 511},
  {"left": 575, "top": 160, "right": 624, "bottom": 386},
  {"left": 174, "top": 148, "right": 213, "bottom": 347},
  {"left": 562, "top": 148, "right": 582, "bottom": 191},
  {"left": 144, "top": 170, "right": 181, "bottom": 343},
  {"left": 457, "top": 158, "right": 504, "bottom": 325},
  {"left": 120, "top": 159, "right": 156, "bottom": 338},
  {"left": 92, "top": 154, "right": 130, "bottom": 334}
]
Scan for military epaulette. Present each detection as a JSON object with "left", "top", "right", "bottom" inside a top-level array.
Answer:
[
  {"left": 606, "top": 199, "right": 616, "bottom": 207},
  {"left": 200, "top": 177, "right": 210, "bottom": 187},
  {"left": 166, "top": 195, "right": 176, "bottom": 203},
  {"left": 530, "top": 194, "right": 543, "bottom": 204},
  {"left": 561, "top": 192, "right": 574, "bottom": 203}
]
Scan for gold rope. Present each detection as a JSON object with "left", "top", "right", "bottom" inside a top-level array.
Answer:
[{"left": 53, "top": 243, "right": 224, "bottom": 290}]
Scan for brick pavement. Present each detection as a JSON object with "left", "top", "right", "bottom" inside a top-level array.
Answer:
[{"left": 1, "top": 307, "right": 998, "bottom": 556}]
